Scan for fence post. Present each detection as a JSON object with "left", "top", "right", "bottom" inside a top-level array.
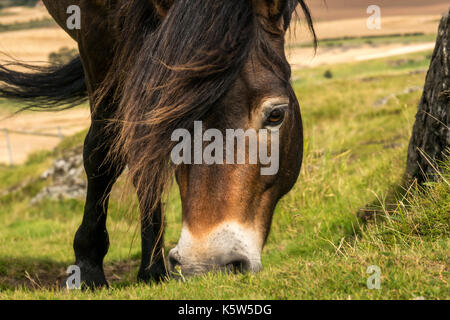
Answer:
[
  {"left": 57, "top": 126, "right": 63, "bottom": 141},
  {"left": 3, "top": 128, "right": 13, "bottom": 166}
]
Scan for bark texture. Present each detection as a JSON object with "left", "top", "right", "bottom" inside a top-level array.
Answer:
[{"left": 406, "top": 9, "right": 450, "bottom": 184}]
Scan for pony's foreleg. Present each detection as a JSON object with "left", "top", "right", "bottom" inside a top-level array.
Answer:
[
  {"left": 73, "top": 122, "right": 124, "bottom": 288},
  {"left": 137, "top": 199, "right": 167, "bottom": 283}
]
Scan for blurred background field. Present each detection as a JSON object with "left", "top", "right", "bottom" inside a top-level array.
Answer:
[
  {"left": 0, "top": 0, "right": 449, "bottom": 165},
  {"left": 0, "top": 1, "right": 448, "bottom": 299}
]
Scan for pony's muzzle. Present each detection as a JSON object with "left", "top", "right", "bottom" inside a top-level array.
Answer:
[
  {"left": 167, "top": 222, "right": 263, "bottom": 277},
  {"left": 167, "top": 249, "right": 261, "bottom": 277}
]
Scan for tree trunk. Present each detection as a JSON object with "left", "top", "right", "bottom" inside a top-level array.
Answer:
[{"left": 406, "top": 9, "right": 450, "bottom": 184}]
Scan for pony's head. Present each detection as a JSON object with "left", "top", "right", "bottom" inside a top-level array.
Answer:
[{"left": 108, "top": 0, "right": 315, "bottom": 276}]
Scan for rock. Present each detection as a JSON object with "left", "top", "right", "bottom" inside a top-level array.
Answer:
[
  {"left": 30, "top": 147, "right": 86, "bottom": 204},
  {"left": 387, "top": 58, "right": 415, "bottom": 67},
  {"left": 409, "top": 69, "right": 427, "bottom": 75},
  {"left": 374, "top": 94, "right": 396, "bottom": 107},
  {"left": 373, "top": 86, "right": 422, "bottom": 107}
]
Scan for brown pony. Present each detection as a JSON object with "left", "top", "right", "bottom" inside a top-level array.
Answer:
[{"left": 0, "top": 0, "right": 315, "bottom": 287}]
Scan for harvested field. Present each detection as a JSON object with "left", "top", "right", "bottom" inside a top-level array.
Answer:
[
  {"left": 0, "top": 6, "right": 50, "bottom": 25},
  {"left": 305, "top": 0, "right": 449, "bottom": 21}
]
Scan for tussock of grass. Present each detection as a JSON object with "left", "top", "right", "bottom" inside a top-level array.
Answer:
[{"left": 364, "top": 161, "right": 449, "bottom": 243}]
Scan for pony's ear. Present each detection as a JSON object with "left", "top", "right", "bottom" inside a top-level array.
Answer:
[
  {"left": 151, "top": 0, "right": 174, "bottom": 18},
  {"left": 268, "top": 0, "right": 290, "bottom": 22},
  {"left": 254, "top": 0, "right": 290, "bottom": 23}
]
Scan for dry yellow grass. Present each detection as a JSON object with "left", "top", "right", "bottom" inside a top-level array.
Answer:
[
  {"left": 306, "top": 0, "right": 449, "bottom": 21},
  {"left": 0, "top": 108, "right": 90, "bottom": 165},
  {"left": 0, "top": 28, "right": 76, "bottom": 62},
  {"left": 0, "top": 6, "right": 75, "bottom": 62},
  {"left": 0, "top": 6, "right": 51, "bottom": 24}
]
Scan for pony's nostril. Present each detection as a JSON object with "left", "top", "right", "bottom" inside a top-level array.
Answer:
[{"left": 225, "top": 259, "right": 250, "bottom": 274}]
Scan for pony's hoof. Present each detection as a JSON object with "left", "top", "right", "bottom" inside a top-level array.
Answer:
[
  {"left": 137, "top": 264, "right": 167, "bottom": 284},
  {"left": 68, "top": 262, "right": 109, "bottom": 290}
]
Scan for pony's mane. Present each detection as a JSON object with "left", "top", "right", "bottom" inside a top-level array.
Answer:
[{"left": 97, "top": 0, "right": 316, "bottom": 215}]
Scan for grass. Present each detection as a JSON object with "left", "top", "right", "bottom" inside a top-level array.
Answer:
[
  {"left": 0, "top": 18, "right": 56, "bottom": 33},
  {"left": 288, "top": 33, "right": 438, "bottom": 49},
  {"left": 0, "top": 49, "right": 448, "bottom": 299}
]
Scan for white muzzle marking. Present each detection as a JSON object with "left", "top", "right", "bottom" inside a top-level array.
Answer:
[{"left": 168, "top": 221, "right": 263, "bottom": 275}]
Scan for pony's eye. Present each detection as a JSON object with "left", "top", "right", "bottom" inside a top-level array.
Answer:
[{"left": 265, "top": 108, "right": 285, "bottom": 126}]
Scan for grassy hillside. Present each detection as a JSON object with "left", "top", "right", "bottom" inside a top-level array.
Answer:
[{"left": 0, "top": 49, "right": 448, "bottom": 299}]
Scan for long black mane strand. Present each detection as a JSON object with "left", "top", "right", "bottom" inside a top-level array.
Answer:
[
  {"left": 99, "top": 0, "right": 317, "bottom": 215},
  {"left": 107, "top": 0, "right": 256, "bottom": 214}
]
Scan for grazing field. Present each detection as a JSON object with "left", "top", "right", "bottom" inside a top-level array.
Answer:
[
  {"left": 0, "top": 27, "right": 75, "bottom": 62},
  {"left": 0, "top": 50, "right": 448, "bottom": 299},
  {"left": 0, "top": 6, "right": 75, "bottom": 62},
  {"left": 288, "top": 0, "right": 449, "bottom": 47}
]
